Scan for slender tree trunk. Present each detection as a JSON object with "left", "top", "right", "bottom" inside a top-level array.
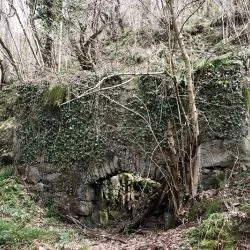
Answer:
[
  {"left": 43, "top": 0, "right": 55, "bottom": 68},
  {"left": 0, "top": 38, "right": 23, "bottom": 82},
  {"left": 9, "top": 2, "right": 41, "bottom": 67},
  {"left": 167, "top": 0, "right": 200, "bottom": 197}
]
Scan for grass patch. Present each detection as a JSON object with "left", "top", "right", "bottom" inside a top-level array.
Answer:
[
  {"left": 0, "top": 166, "right": 14, "bottom": 181},
  {"left": 239, "top": 203, "right": 250, "bottom": 216},
  {"left": 0, "top": 168, "right": 36, "bottom": 222},
  {"left": 188, "top": 213, "right": 237, "bottom": 249},
  {"left": 188, "top": 198, "right": 224, "bottom": 220},
  {"left": 45, "top": 201, "right": 60, "bottom": 218},
  {"left": 0, "top": 166, "right": 61, "bottom": 248},
  {"left": 0, "top": 219, "right": 55, "bottom": 247}
]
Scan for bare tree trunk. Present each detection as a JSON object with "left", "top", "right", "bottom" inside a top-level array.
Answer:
[
  {"left": 9, "top": 2, "right": 41, "bottom": 67},
  {"left": 42, "top": 0, "right": 55, "bottom": 68},
  {"left": 166, "top": 0, "right": 200, "bottom": 197},
  {"left": 57, "top": 0, "right": 64, "bottom": 72},
  {"left": 0, "top": 38, "right": 23, "bottom": 82},
  {"left": 70, "top": 24, "right": 104, "bottom": 71}
]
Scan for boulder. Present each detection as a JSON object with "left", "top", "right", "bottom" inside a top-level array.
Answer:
[
  {"left": 99, "top": 210, "right": 109, "bottom": 225},
  {"left": 91, "top": 210, "right": 109, "bottom": 226},
  {"left": 91, "top": 211, "right": 100, "bottom": 225},
  {"left": 35, "top": 182, "right": 44, "bottom": 193}
]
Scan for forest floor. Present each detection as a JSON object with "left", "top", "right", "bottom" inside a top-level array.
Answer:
[
  {"left": 35, "top": 222, "right": 192, "bottom": 250},
  {"left": 1, "top": 164, "right": 250, "bottom": 250},
  {"left": 0, "top": 165, "right": 192, "bottom": 250}
]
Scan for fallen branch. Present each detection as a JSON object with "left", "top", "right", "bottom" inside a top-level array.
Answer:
[
  {"left": 60, "top": 70, "right": 166, "bottom": 106},
  {"left": 116, "top": 192, "right": 160, "bottom": 233}
]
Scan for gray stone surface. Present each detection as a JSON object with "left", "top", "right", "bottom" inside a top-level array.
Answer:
[
  {"left": 43, "top": 173, "right": 60, "bottom": 183},
  {"left": 35, "top": 182, "right": 44, "bottom": 193},
  {"left": 25, "top": 166, "right": 40, "bottom": 184},
  {"left": 200, "top": 140, "right": 234, "bottom": 168},
  {"left": 77, "top": 184, "right": 96, "bottom": 201},
  {"left": 91, "top": 211, "right": 100, "bottom": 225},
  {"left": 73, "top": 201, "right": 94, "bottom": 216}
]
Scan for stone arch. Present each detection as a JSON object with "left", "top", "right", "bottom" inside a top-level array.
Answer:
[{"left": 84, "top": 147, "right": 166, "bottom": 185}]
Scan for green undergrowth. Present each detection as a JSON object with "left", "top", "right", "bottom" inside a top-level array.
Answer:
[
  {"left": 0, "top": 219, "right": 55, "bottom": 248},
  {"left": 240, "top": 203, "right": 250, "bottom": 216},
  {"left": 188, "top": 198, "right": 224, "bottom": 220},
  {"left": 188, "top": 213, "right": 237, "bottom": 249},
  {"left": 0, "top": 166, "right": 36, "bottom": 223},
  {"left": 187, "top": 166, "right": 250, "bottom": 249},
  {"left": 0, "top": 165, "right": 84, "bottom": 249},
  {"left": 0, "top": 166, "right": 55, "bottom": 248}
]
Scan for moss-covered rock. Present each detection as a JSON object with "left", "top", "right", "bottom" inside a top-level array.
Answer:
[{"left": 99, "top": 210, "right": 109, "bottom": 226}]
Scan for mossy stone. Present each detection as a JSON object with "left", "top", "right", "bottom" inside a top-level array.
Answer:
[{"left": 99, "top": 210, "right": 109, "bottom": 225}]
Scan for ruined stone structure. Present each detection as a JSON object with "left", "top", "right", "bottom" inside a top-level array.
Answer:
[{"left": 1, "top": 58, "right": 250, "bottom": 225}]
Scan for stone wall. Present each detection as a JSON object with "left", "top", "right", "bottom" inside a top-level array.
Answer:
[{"left": 1, "top": 57, "right": 249, "bottom": 225}]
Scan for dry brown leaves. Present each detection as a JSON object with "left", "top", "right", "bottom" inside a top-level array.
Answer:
[{"left": 89, "top": 224, "right": 192, "bottom": 250}]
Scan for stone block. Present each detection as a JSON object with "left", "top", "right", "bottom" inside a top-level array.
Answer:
[
  {"left": 77, "top": 184, "right": 96, "bottom": 201},
  {"left": 73, "top": 201, "right": 94, "bottom": 216},
  {"left": 200, "top": 140, "right": 234, "bottom": 168},
  {"left": 99, "top": 210, "right": 109, "bottom": 225},
  {"left": 25, "top": 166, "right": 40, "bottom": 184},
  {"left": 43, "top": 173, "right": 60, "bottom": 183}
]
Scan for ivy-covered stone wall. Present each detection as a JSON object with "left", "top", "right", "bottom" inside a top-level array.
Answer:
[
  {"left": 11, "top": 57, "right": 248, "bottom": 225},
  {"left": 15, "top": 59, "right": 246, "bottom": 173}
]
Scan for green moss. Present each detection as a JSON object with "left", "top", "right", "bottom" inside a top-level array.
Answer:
[
  {"left": 135, "top": 176, "right": 161, "bottom": 190},
  {"left": 242, "top": 87, "right": 250, "bottom": 110},
  {"left": 43, "top": 83, "right": 68, "bottom": 107},
  {"left": 0, "top": 166, "right": 14, "bottom": 182},
  {"left": 109, "top": 210, "right": 120, "bottom": 220},
  {"left": 188, "top": 198, "right": 224, "bottom": 220},
  {"left": 199, "top": 239, "right": 235, "bottom": 250},
  {"left": 99, "top": 210, "right": 109, "bottom": 226},
  {"left": 188, "top": 213, "right": 237, "bottom": 249},
  {"left": 199, "top": 239, "right": 218, "bottom": 249},
  {"left": 194, "top": 53, "right": 234, "bottom": 72}
]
